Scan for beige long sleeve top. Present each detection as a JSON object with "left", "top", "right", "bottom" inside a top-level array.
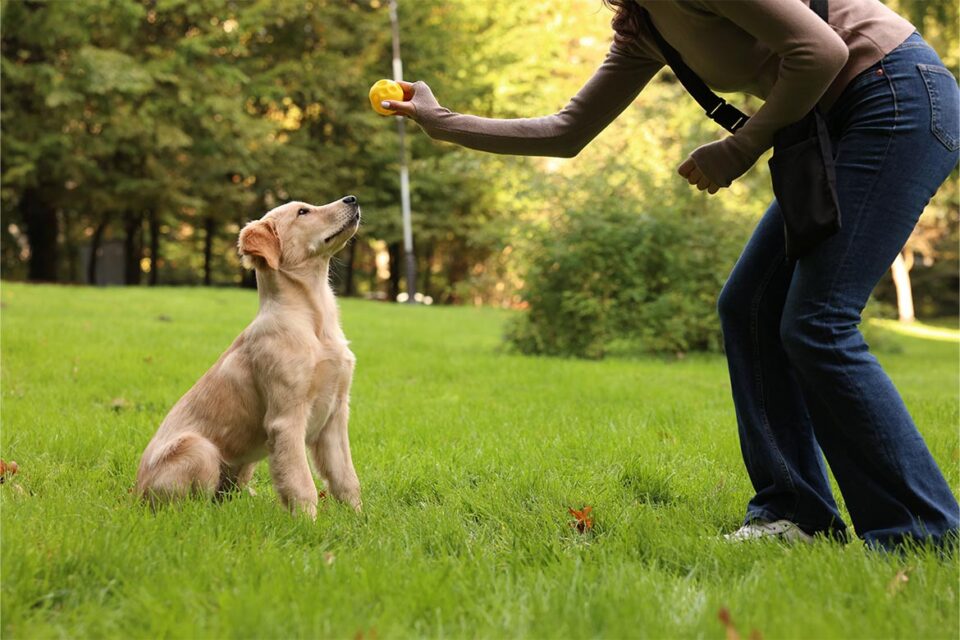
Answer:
[{"left": 409, "top": 0, "right": 915, "bottom": 187}]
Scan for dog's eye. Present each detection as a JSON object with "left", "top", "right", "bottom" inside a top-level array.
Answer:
[{"left": 297, "top": 207, "right": 310, "bottom": 216}]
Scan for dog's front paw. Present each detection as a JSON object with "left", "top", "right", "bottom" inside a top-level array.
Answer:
[
  {"left": 299, "top": 501, "right": 318, "bottom": 520},
  {"left": 283, "top": 495, "right": 318, "bottom": 520},
  {"left": 338, "top": 485, "right": 361, "bottom": 513}
]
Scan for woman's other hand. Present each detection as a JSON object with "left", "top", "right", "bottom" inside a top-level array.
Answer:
[{"left": 678, "top": 156, "right": 722, "bottom": 194}]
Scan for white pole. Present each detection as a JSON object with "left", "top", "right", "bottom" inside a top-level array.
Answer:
[{"left": 389, "top": 0, "right": 417, "bottom": 303}]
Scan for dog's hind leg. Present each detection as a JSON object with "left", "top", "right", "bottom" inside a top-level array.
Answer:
[
  {"left": 311, "top": 399, "right": 361, "bottom": 512},
  {"left": 215, "top": 462, "right": 258, "bottom": 500},
  {"left": 136, "top": 432, "right": 220, "bottom": 506},
  {"left": 236, "top": 462, "right": 258, "bottom": 495}
]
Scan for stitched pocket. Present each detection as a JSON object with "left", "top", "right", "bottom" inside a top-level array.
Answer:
[{"left": 918, "top": 63, "right": 960, "bottom": 152}]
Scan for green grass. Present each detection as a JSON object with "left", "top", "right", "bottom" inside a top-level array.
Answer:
[{"left": 2, "top": 282, "right": 958, "bottom": 639}]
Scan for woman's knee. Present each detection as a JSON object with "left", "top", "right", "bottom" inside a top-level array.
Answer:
[
  {"left": 717, "top": 276, "right": 749, "bottom": 330},
  {"left": 779, "top": 306, "right": 862, "bottom": 366},
  {"left": 779, "top": 311, "right": 809, "bottom": 362}
]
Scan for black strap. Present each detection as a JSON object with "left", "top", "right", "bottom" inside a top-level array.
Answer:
[
  {"left": 810, "top": 0, "right": 829, "bottom": 22},
  {"left": 640, "top": 0, "right": 829, "bottom": 134}
]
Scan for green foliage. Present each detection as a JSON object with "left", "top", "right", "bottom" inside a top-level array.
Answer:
[
  {"left": 507, "top": 205, "right": 748, "bottom": 358},
  {"left": 0, "top": 0, "right": 956, "bottom": 313},
  {"left": 2, "top": 284, "right": 958, "bottom": 637}
]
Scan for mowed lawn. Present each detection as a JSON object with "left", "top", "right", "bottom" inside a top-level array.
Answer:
[{"left": 2, "top": 282, "right": 958, "bottom": 639}]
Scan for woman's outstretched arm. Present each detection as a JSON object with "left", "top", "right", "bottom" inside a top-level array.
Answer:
[{"left": 386, "top": 42, "right": 663, "bottom": 158}]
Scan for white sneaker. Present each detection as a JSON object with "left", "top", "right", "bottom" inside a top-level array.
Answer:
[{"left": 724, "top": 519, "right": 815, "bottom": 543}]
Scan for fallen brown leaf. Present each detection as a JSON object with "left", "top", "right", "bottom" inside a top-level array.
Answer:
[
  {"left": 718, "top": 607, "right": 740, "bottom": 640},
  {"left": 719, "top": 607, "right": 763, "bottom": 640},
  {"left": 568, "top": 506, "right": 593, "bottom": 533},
  {"left": 888, "top": 567, "right": 911, "bottom": 596}
]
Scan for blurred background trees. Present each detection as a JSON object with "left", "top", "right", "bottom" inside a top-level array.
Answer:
[{"left": 2, "top": 0, "right": 956, "bottom": 354}]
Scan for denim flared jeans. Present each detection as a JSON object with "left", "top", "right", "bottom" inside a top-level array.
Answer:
[{"left": 718, "top": 32, "right": 959, "bottom": 548}]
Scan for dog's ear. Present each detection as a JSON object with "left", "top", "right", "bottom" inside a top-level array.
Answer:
[{"left": 238, "top": 219, "right": 282, "bottom": 270}]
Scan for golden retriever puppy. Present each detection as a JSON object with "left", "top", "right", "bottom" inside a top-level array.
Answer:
[{"left": 136, "top": 196, "right": 362, "bottom": 517}]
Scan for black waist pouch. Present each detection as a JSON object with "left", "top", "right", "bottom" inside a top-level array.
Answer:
[{"left": 768, "top": 108, "right": 842, "bottom": 260}]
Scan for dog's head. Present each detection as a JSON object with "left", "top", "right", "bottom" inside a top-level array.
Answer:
[{"left": 238, "top": 196, "right": 360, "bottom": 271}]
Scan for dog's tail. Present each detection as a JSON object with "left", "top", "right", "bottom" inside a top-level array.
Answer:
[{"left": 136, "top": 432, "right": 221, "bottom": 506}]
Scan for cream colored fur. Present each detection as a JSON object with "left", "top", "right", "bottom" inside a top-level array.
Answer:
[{"left": 136, "top": 197, "right": 362, "bottom": 517}]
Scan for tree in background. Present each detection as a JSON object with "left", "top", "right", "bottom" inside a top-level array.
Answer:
[{"left": 1, "top": 0, "right": 956, "bottom": 332}]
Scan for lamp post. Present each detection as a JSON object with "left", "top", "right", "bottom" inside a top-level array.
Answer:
[{"left": 389, "top": 0, "right": 417, "bottom": 303}]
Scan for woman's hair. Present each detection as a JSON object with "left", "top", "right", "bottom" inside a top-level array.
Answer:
[{"left": 601, "top": 0, "right": 645, "bottom": 45}]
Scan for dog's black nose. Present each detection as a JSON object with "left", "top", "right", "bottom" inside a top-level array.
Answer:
[{"left": 342, "top": 195, "right": 357, "bottom": 205}]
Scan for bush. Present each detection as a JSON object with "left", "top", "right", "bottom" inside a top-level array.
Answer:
[{"left": 506, "top": 205, "right": 749, "bottom": 358}]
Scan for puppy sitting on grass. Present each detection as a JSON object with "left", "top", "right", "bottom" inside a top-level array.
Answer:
[{"left": 136, "top": 196, "right": 362, "bottom": 517}]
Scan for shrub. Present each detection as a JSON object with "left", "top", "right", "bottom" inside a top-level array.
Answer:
[{"left": 506, "top": 205, "right": 749, "bottom": 358}]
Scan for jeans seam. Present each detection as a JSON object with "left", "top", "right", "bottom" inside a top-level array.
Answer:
[{"left": 750, "top": 245, "right": 799, "bottom": 521}]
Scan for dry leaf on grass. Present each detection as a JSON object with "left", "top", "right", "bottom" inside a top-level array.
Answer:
[
  {"left": 568, "top": 506, "right": 593, "bottom": 533},
  {"left": 0, "top": 459, "right": 19, "bottom": 485},
  {"left": 718, "top": 607, "right": 739, "bottom": 640},
  {"left": 888, "top": 568, "right": 911, "bottom": 596},
  {"left": 718, "top": 607, "right": 763, "bottom": 640}
]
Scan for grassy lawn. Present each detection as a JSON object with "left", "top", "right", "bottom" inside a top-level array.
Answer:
[{"left": 2, "top": 282, "right": 958, "bottom": 639}]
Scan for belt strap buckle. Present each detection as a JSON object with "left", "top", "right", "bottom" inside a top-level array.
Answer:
[{"left": 707, "top": 100, "right": 749, "bottom": 133}]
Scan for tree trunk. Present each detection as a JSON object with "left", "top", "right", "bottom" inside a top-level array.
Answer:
[
  {"left": 421, "top": 243, "right": 434, "bottom": 299},
  {"left": 891, "top": 252, "right": 915, "bottom": 323},
  {"left": 87, "top": 218, "right": 109, "bottom": 285},
  {"left": 148, "top": 209, "right": 160, "bottom": 286},
  {"left": 62, "top": 212, "right": 80, "bottom": 283},
  {"left": 123, "top": 212, "right": 143, "bottom": 285},
  {"left": 203, "top": 216, "right": 215, "bottom": 286},
  {"left": 444, "top": 240, "right": 470, "bottom": 304},
  {"left": 387, "top": 241, "right": 401, "bottom": 301},
  {"left": 21, "top": 187, "right": 60, "bottom": 282}
]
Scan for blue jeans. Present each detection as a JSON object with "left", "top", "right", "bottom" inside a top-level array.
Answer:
[{"left": 718, "top": 33, "right": 960, "bottom": 548}]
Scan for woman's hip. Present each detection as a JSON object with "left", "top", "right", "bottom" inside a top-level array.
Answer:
[{"left": 828, "top": 33, "right": 959, "bottom": 161}]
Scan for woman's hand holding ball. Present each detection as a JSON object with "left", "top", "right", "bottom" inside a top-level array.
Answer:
[{"left": 369, "top": 79, "right": 418, "bottom": 117}]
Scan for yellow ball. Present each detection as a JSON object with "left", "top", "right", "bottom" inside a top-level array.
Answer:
[{"left": 369, "top": 79, "right": 404, "bottom": 116}]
